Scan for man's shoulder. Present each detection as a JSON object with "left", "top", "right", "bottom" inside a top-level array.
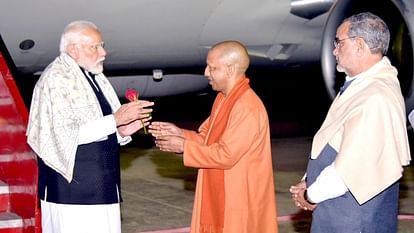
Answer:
[{"left": 234, "top": 89, "right": 268, "bottom": 115}]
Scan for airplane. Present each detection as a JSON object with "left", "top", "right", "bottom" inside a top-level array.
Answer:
[{"left": 0, "top": 0, "right": 413, "bottom": 111}]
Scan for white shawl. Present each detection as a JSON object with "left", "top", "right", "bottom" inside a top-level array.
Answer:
[
  {"left": 311, "top": 57, "right": 411, "bottom": 204},
  {"left": 26, "top": 53, "right": 129, "bottom": 182}
]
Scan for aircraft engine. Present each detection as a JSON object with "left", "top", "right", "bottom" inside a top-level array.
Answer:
[{"left": 321, "top": 0, "right": 414, "bottom": 113}]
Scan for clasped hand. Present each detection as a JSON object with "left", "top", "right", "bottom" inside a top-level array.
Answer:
[{"left": 289, "top": 180, "right": 316, "bottom": 211}]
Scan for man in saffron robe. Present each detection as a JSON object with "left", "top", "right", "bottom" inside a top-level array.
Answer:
[
  {"left": 26, "top": 21, "right": 153, "bottom": 233},
  {"left": 149, "top": 41, "right": 278, "bottom": 233},
  {"left": 290, "top": 12, "right": 411, "bottom": 233}
]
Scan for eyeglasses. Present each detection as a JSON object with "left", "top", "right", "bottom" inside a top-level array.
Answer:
[
  {"left": 74, "top": 42, "right": 105, "bottom": 52},
  {"left": 85, "top": 42, "right": 105, "bottom": 51},
  {"left": 333, "top": 37, "right": 356, "bottom": 48}
]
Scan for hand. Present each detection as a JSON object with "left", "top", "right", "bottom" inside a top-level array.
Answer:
[
  {"left": 117, "top": 116, "right": 152, "bottom": 137},
  {"left": 148, "top": 121, "right": 183, "bottom": 138},
  {"left": 289, "top": 180, "right": 316, "bottom": 211},
  {"left": 114, "top": 100, "right": 153, "bottom": 126},
  {"left": 154, "top": 135, "right": 185, "bottom": 153}
]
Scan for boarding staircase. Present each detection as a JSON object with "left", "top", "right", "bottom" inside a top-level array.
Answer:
[{"left": 0, "top": 49, "right": 40, "bottom": 233}]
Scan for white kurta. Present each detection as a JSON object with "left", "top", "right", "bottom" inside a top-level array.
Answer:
[{"left": 41, "top": 201, "right": 121, "bottom": 233}]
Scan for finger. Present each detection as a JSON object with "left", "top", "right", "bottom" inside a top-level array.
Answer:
[
  {"left": 137, "top": 100, "right": 154, "bottom": 107},
  {"left": 150, "top": 121, "right": 160, "bottom": 126},
  {"left": 148, "top": 123, "right": 160, "bottom": 129},
  {"left": 141, "top": 116, "right": 152, "bottom": 122}
]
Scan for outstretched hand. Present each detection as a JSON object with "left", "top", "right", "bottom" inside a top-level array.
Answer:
[
  {"left": 148, "top": 121, "right": 183, "bottom": 138},
  {"left": 154, "top": 135, "right": 185, "bottom": 154},
  {"left": 149, "top": 122, "right": 185, "bottom": 153}
]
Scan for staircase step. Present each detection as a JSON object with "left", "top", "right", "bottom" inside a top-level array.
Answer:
[
  {"left": 0, "top": 227, "right": 22, "bottom": 233},
  {"left": 0, "top": 96, "right": 13, "bottom": 106},
  {"left": 0, "top": 212, "right": 23, "bottom": 233},
  {"left": 0, "top": 125, "right": 27, "bottom": 154},
  {"left": 0, "top": 181, "right": 9, "bottom": 212}
]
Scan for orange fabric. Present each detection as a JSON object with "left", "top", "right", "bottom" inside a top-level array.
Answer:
[
  {"left": 183, "top": 77, "right": 278, "bottom": 233},
  {"left": 200, "top": 77, "right": 250, "bottom": 233}
]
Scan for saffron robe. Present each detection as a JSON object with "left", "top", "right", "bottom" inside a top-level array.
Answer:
[
  {"left": 183, "top": 85, "right": 278, "bottom": 233},
  {"left": 310, "top": 57, "right": 410, "bottom": 204}
]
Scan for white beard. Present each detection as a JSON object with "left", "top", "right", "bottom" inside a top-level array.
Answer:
[{"left": 89, "top": 64, "right": 104, "bottom": 75}]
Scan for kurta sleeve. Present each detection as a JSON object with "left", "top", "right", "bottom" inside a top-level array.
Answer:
[
  {"left": 183, "top": 101, "right": 258, "bottom": 169},
  {"left": 78, "top": 114, "right": 116, "bottom": 144},
  {"left": 182, "top": 117, "right": 210, "bottom": 143}
]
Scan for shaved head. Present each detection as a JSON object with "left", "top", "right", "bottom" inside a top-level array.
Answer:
[{"left": 210, "top": 41, "right": 250, "bottom": 75}]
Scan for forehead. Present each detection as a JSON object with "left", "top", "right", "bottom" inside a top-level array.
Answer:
[
  {"left": 79, "top": 28, "right": 103, "bottom": 43},
  {"left": 206, "top": 49, "right": 224, "bottom": 64},
  {"left": 336, "top": 21, "right": 350, "bottom": 36}
]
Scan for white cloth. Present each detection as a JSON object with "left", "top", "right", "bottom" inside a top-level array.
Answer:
[
  {"left": 307, "top": 162, "right": 348, "bottom": 203},
  {"left": 41, "top": 200, "right": 121, "bottom": 233},
  {"left": 26, "top": 53, "right": 131, "bottom": 182},
  {"left": 78, "top": 114, "right": 117, "bottom": 144},
  {"left": 408, "top": 109, "right": 414, "bottom": 129}
]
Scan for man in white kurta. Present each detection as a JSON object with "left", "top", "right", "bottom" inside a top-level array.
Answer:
[{"left": 26, "top": 21, "right": 153, "bottom": 233}]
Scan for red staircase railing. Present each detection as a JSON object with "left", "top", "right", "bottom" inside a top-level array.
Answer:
[{"left": 0, "top": 50, "right": 40, "bottom": 233}]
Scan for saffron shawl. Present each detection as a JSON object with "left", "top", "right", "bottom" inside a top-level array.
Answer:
[
  {"left": 199, "top": 77, "right": 250, "bottom": 233},
  {"left": 26, "top": 53, "right": 129, "bottom": 182}
]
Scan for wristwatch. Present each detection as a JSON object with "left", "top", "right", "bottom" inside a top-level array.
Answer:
[{"left": 304, "top": 190, "right": 316, "bottom": 205}]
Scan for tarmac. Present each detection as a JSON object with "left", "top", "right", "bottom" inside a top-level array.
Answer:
[{"left": 119, "top": 135, "right": 414, "bottom": 233}]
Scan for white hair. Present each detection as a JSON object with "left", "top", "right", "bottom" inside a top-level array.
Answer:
[{"left": 59, "top": 20, "right": 99, "bottom": 53}]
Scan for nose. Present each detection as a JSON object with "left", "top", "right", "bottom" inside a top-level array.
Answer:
[
  {"left": 99, "top": 46, "right": 107, "bottom": 57},
  {"left": 333, "top": 47, "right": 338, "bottom": 56},
  {"left": 204, "top": 66, "right": 209, "bottom": 76}
]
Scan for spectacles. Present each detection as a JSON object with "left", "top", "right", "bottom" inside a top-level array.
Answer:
[
  {"left": 74, "top": 42, "right": 105, "bottom": 52},
  {"left": 85, "top": 42, "right": 105, "bottom": 51},
  {"left": 333, "top": 37, "right": 356, "bottom": 48}
]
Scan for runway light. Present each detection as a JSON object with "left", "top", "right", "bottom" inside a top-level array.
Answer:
[{"left": 153, "top": 69, "right": 163, "bottom": 80}]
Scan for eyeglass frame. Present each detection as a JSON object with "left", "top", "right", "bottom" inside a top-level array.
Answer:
[
  {"left": 333, "top": 37, "right": 356, "bottom": 48},
  {"left": 73, "top": 42, "right": 105, "bottom": 52}
]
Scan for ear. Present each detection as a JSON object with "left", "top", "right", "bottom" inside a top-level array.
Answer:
[
  {"left": 355, "top": 38, "right": 368, "bottom": 57},
  {"left": 226, "top": 64, "right": 235, "bottom": 78},
  {"left": 66, "top": 44, "right": 79, "bottom": 59},
  {"left": 356, "top": 38, "right": 367, "bottom": 56}
]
